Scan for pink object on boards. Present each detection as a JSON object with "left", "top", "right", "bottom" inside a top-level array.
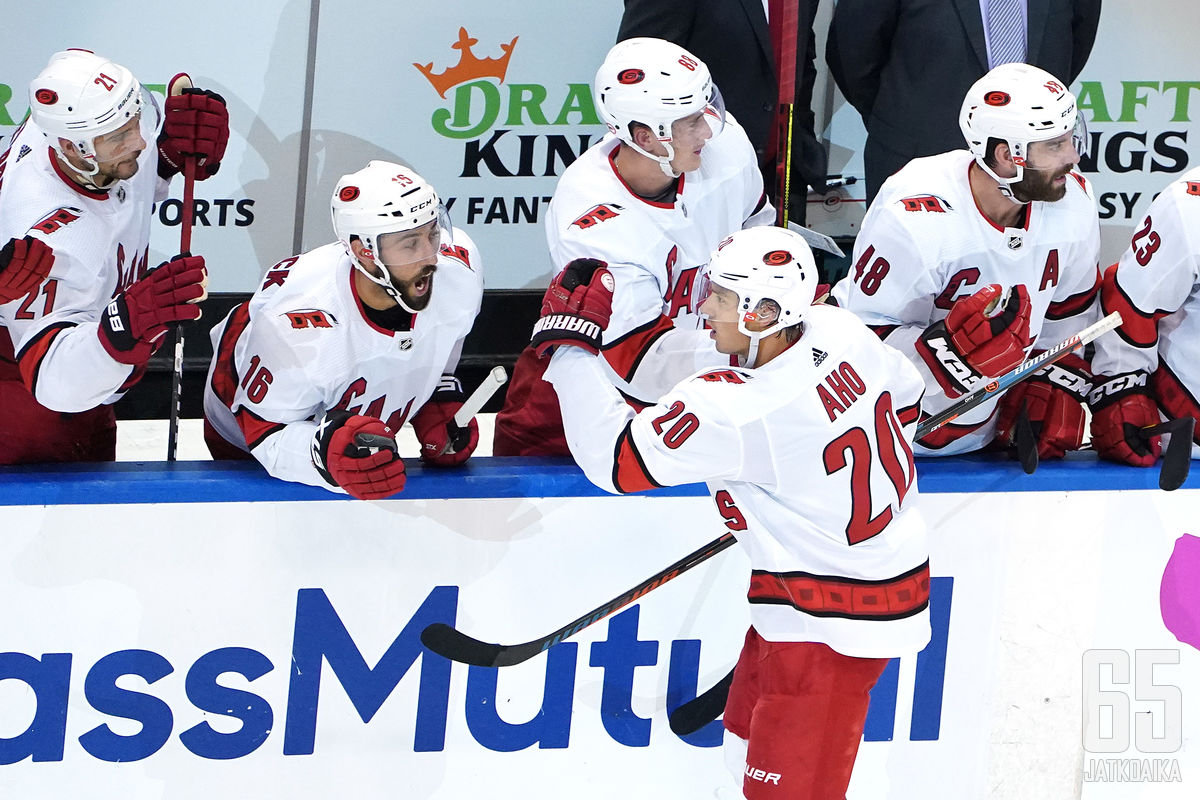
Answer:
[{"left": 1160, "top": 533, "right": 1200, "bottom": 652}]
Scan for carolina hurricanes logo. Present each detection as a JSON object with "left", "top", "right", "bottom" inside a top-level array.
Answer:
[
  {"left": 716, "top": 235, "right": 734, "bottom": 251},
  {"left": 762, "top": 249, "right": 792, "bottom": 265},
  {"left": 338, "top": 186, "right": 360, "bottom": 202},
  {"left": 984, "top": 91, "right": 1011, "bottom": 107},
  {"left": 617, "top": 68, "right": 645, "bottom": 85},
  {"left": 35, "top": 88, "right": 58, "bottom": 105}
]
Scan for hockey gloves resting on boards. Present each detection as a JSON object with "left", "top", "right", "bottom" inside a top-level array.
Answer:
[
  {"left": 1088, "top": 371, "right": 1163, "bottom": 467},
  {"left": 531, "top": 258, "right": 615, "bottom": 357},
  {"left": 996, "top": 352, "right": 1091, "bottom": 460},
  {"left": 158, "top": 84, "right": 230, "bottom": 180},
  {"left": 411, "top": 378, "right": 480, "bottom": 468},
  {"left": 97, "top": 254, "right": 207, "bottom": 365},
  {"left": 311, "top": 411, "right": 406, "bottom": 500},
  {"left": 917, "top": 284, "right": 1032, "bottom": 398},
  {"left": 0, "top": 236, "right": 54, "bottom": 304}
]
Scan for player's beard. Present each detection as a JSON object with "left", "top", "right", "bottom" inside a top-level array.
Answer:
[
  {"left": 94, "top": 152, "right": 141, "bottom": 187},
  {"left": 1010, "top": 166, "right": 1072, "bottom": 203}
]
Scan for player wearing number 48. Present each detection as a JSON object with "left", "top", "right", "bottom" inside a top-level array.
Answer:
[
  {"left": 541, "top": 226, "right": 931, "bottom": 800},
  {"left": 202, "top": 162, "right": 484, "bottom": 500},
  {"left": 832, "top": 62, "right": 1104, "bottom": 461},
  {"left": 0, "top": 49, "right": 227, "bottom": 465}
]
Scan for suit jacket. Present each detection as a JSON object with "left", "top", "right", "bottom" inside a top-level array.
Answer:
[
  {"left": 618, "top": 0, "right": 828, "bottom": 201},
  {"left": 827, "top": 0, "right": 1102, "bottom": 201}
]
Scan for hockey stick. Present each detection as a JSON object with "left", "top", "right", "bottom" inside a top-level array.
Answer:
[
  {"left": 1143, "top": 416, "right": 1194, "bottom": 492},
  {"left": 771, "top": 0, "right": 799, "bottom": 227},
  {"left": 420, "top": 532, "right": 738, "bottom": 667},
  {"left": 437, "top": 366, "right": 508, "bottom": 457},
  {"left": 166, "top": 73, "right": 195, "bottom": 463}
]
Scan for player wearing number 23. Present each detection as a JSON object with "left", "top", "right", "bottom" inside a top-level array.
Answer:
[
  {"left": 540, "top": 227, "right": 930, "bottom": 800},
  {"left": 832, "top": 63, "right": 1101, "bottom": 459},
  {"left": 203, "top": 162, "right": 483, "bottom": 499}
]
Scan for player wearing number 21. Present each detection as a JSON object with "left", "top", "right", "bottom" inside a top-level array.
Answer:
[
  {"left": 538, "top": 226, "right": 931, "bottom": 799},
  {"left": 0, "top": 49, "right": 227, "bottom": 464},
  {"left": 833, "top": 63, "right": 1101, "bottom": 460},
  {"left": 202, "top": 162, "right": 484, "bottom": 499}
]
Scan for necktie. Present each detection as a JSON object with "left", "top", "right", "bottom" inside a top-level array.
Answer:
[{"left": 988, "top": 0, "right": 1027, "bottom": 66}]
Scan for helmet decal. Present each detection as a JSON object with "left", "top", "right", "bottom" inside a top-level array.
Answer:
[
  {"left": 339, "top": 186, "right": 360, "bottom": 202},
  {"left": 617, "top": 68, "right": 644, "bottom": 85},
  {"left": 984, "top": 91, "right": 1010, "bottom": 106},
  {"left": 762, "top": 250, "right": 792, "bottom": 265},
  {"left": 35, "top": 88, "right": 57, "bottom": 105}
]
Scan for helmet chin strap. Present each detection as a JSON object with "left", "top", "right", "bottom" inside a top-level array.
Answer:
[
  {"left": 627, "top": 138, "right": 681, "bottom": 178},
  {"left": 741, "top": 333, "right": 763, "bottom": 369},
  {"left": 354, "top": 248, "right": 423, "bottom": 315},
  {"left": 54, "top": 145, "right": 119, "bottom": 191}
]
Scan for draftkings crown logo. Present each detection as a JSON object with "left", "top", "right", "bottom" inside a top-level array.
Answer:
[{"left": 414, "top": 27, "right": 518, "bottom": 99}]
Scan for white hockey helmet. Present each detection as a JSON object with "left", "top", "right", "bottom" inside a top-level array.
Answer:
[
  {"left": 594, "top": 37, "right": 726, "bottom": 177},
  {"left": 959, "top": 62, "right": 1086, "bottom": 191},
  {"left": 700, "top": 226, "right": 817, "bottom": 367},
  {"left": 331, "top": 160, "right": 452, "bottom": 312},
  {"left": 30, "top": 49, "right": 156, "bottom": 177}
]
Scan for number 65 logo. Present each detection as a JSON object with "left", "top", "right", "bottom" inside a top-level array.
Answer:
[{"left": 1083, "top": 649, "right": 1182, "bottom": 753}]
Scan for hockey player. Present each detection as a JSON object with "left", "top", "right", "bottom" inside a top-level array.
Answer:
[
  {"left": 539, "top": 227, "right": 931, "bottom": 799},
  {"left": 493, "top": 36, "right": 774, "bottom": 456},
  {"left": 0, "top": 49, "right": 227, "bottom": 465},
  {"left": 832, "top": 62, "right": 1101, "bottom": 458},
  {"left": 1086, "top": 167, "right": 1200, "bottom": 466},
  {"left": 203, "top": 161, "right": 484, "bottom": 500}
]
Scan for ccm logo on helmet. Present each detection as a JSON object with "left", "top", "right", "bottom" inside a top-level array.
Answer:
[
  {"left": 984, "top": 91, "right": 1010, "bottom": 106},
  {"left": 763, "top": 249, "right": 792, "bottom": 265},
  {"left": 35, "top": 88, "right": 58, "bottom": 105},
  {"left": 339, "top": 186, "right": 360, "bottom": 202},
  {"left": 617, "top": 68, "right": 644, "bottom": 84}
]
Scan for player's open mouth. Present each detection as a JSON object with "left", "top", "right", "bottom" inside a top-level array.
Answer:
[{"left": 413, "top": 272, "right": 434, "bottom": 296}]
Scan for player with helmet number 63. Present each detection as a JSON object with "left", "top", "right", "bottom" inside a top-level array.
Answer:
[
  {"left": 542, "top": 227, "right": 931, "bottom": 800},
  {"left": 202, "top": 161, "right": 485, "bottom": 499}
]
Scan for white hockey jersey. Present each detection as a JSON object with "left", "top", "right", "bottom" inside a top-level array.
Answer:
[
  {"left": 0, "top": 118, "right": 167, "bottom": 411},
  {"left": 203, "top": 235, "right": 483, "bottom": 490},
  {"left": 831, "top": 150, "right": 1101, "bottom": 455},
  {"left": 547, "top": 304, "right": 931, "bottom": 658},
  {"left": 1091, "top": 167, "right": 1200, "bottom": 431},
  {"left": 546, "top": 115, "right": 774, "bottom": 403}
]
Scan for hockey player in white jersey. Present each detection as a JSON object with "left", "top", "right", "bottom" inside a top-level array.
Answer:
[
  {"left": 1087, "top": 167, "right": 1200, "bottom": 466},
  {"left": 541, "top": 227, "right": 930, "bottom": 799},
  {"left": 203, "top": 161, "right": 484, "bottom": 499},
  {"left": 494, "top": 36, "right": 774, "bottom": 456},
  {"left": 0, "top": 49, "right": 228, "bottom": 465},
  {"left": 832, "top": 62, "right": 1101, "bottom": 459}
]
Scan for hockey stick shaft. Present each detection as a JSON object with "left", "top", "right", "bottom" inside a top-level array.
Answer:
[
  {"left": 438, "top": 366, "right": 508, "bottom": 456},
  {"left": 421, "top": 532, "right": 738, "bottom": 667},
  {"left": 772, "top": 0, "right": 799, "bottom": 227},
  {"left": 166, "top": 74, "right": 196, "bottom": 463}
]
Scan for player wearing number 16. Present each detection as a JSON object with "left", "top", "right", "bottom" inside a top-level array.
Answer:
[
  {"left": 832, "top": 63, "right": 1102, "bottom": 460},
  {"left": 0, "top": 49, "right": 226, "bottom": 465},
  {"left": 544, "top": 227, "right": 930, "bottom": 799}
]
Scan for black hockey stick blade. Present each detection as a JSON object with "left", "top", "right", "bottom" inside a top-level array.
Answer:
[
  {"left": 1149, "top": 417, "right": 1194, "bottom": 492},
  {"left": 1014, "top": 402, "right": 1039, "bottom": 475},
  {"left": 421, "top": 532, "right": 739, "bottom": 668},
  {"left": 669, "top": 667, "right": 735, "bottom": 736}
]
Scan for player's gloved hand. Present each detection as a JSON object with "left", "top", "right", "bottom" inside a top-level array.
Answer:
[
  {"left": 97, "top": 253, "right": 207, "bottom": 365},
  {"left": 0, "top": 236, "right": 54, "bottom": 304},
  {"left": 1089, "top": 371, "right": 1162, "bottom": 467},
  {"left": 157, "top": 83, "right": 230, "bottom": 180},
  {"left": 531, "top": 258, "right": 615, "bottom": 357},
  {"left": 411, "top": 380, "right": 480, "bottom": 467},
  {"left": 918, "top": 284, "right": 1032, "bottom": 397},
  {"left": 996, "top": 353, "right": 1092, "bottom": 459},
  {"left": 311, "top": 410, "right": 407, "bottom": 499}
]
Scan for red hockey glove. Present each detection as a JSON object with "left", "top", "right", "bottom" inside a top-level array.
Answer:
[
  {"left": 311, "top": 411, "right": 407, "bottom": 499},
  {"left": 917, "top": 284, "right": 1032, "bottom": 397},
  {"left": 97, "top": 254, "right": 207, "bottom": 365},
  {"left": 411, "top": 381, "right": 480, "bottom": 467},
  {"left": 158, "top": 87, "right": 230, "bottom": 180},
  {"left": 995, "top": 353, "right": 1091, "bottom": 459},
  {"left": 1089, "top": 371, "right": 1162, "bottom": 467},
  {"left": 0, "top": 236, "right": 54, "bottom": 304},
  {"left": 531, "top": 258, "right": 615, "bottom": 357}
]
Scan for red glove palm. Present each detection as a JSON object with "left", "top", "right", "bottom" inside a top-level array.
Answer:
[
  {"left": 158, "top": 85, "right": 230, "bottom": 180},
  {"left": 311, "top": 412, "right": 407, "bottom": 499},
  {"left": 531, "top": 258, "right": 615, "bottom": 356},
  {"left": 0, "top": 236, "right": 54, "bottom": 304},
  {"left": 918, "top": 284, "right": 1032, "bottom": 397},
  {"left": 411, "top": 399, "right": 480, "bottom": 467},
  {"left": 1089, "top": 372, "right": 1162, "bottom": 467},
  {"left": 97, "top": 254, "right": 207, "bottom": 365}
]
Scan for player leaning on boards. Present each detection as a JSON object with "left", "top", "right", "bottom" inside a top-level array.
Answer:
[
  {"left": 203, "top": 162, "right": 484, "bottom": 499},
  {"left": 832, "top": 63, "right": 1101, "bottom": 460},
  {"left": 539, "top": 227, "right": 931, "bottom": 800},
  {"left": 1087, "top": 166, "right": 1200, "bottom": 466},
  {"left": 493, "top": 36, "right": 774, "bottom": 456},
  {"left": 0, "top": 49, "right": 227, "bottom": 465}
]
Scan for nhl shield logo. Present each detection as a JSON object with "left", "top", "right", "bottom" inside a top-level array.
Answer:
[
  {"left": 397, "top": 336, "right": 414, "bottom": 351},
  {"left": 1006, "top": 233, "right": 1023, "bottom": 250},
  {"left": 116, "top": 186, "right": 127, "bottom": 203}
]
